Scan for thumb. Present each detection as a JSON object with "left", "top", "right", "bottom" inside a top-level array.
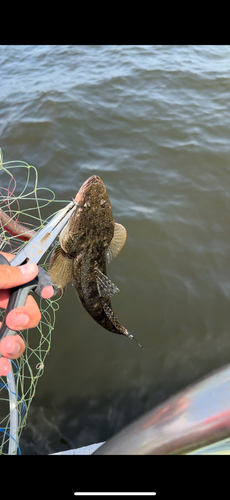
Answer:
[{"left": 0, "top": 262, "right": 39, "bottom": 289}]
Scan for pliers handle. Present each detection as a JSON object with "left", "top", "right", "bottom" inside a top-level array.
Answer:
[
  {"left": 0, "top": 254, "right": 55, "bottom": 345},
  {"left": 0, "top": 201, "right": 76, "bottom": 353}
]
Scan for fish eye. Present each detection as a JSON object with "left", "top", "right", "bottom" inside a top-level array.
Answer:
[{"left": 100, "top": 199, "right": 106, "bottom": 208}]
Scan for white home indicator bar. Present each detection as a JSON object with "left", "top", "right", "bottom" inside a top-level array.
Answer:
[{"left": 74, "top": 494, "right": 156, "bottom": 496}]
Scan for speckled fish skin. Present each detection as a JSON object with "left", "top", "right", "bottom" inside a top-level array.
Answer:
[
  {"left": 49, "top": 175, "right": 143, "bottom": 347},
  {"left": 61, "top": 175, "right": 116, "bottom": 333}
]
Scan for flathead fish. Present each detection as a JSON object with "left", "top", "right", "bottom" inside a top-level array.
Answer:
[
  {"left": 49, "top": 175, "right": 143, "bottom": 348},
  {"left": 0, "top": 176, "right": 143, "bottom": 347}
]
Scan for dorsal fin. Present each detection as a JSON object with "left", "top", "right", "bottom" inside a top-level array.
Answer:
[{"left": 106, "top": 223, "right": 127, "bottom": 263}]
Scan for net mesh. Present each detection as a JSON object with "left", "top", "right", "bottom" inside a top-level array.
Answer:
[{"left": 0, "top": 149, "right": 68, "bottom": 454}]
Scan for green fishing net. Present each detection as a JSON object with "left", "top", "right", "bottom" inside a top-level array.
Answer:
[{"left": 0, "top": 149, "right": 67, "bottom": 454}]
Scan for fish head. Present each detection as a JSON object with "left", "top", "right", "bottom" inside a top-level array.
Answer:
[{"left": 60, "top": 176, "right": 114, "bottom": 255}]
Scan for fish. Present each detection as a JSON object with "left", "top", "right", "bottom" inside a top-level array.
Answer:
[
  {"left": 48, "top": 175, "right": 143, "bottom": 348},
  {"left": 0, "top": 176, "right": 143, "bottom": 348}
]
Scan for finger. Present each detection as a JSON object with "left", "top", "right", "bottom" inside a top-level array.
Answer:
[
  {"left": 0, "top": 357, "right": 11, "bottom": 376},
  {"left": 0, "top": 253, "right": 15, "bottom": 307},
  {"left": 41, "top": 285, "right": 54, "bottom": 299},
  {"left": 0, "top": 289, "right": 10, "bottom": 309},
  {"left": 0, "top": 261, "right": 39, "bottom": 289},
  {"left": 0, "top": 333, "right": 25, "bottom": 376},
  {"left": 0, "top": 333, "right": 25, "bottom": 359},
  {"left": 6, "top": 294, "right": 42, "bottom": 331},
  {"left": 0, "top": 252, "right": 54, "bottom": 300},
  {"left": 0, "top": 284, "right": 54, "bottom": 307}
]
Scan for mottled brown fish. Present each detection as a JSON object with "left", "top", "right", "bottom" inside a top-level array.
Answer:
[
  {"left": 0, "top": 176, "right": 143, "bottom": 347},
  {"left": 49, "top": 175, "right": 143, "bottom": 348}
]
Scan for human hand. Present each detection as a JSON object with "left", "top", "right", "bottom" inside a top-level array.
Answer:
[{"left": 0, "top": 252, "right": 54, "bottom": 376}]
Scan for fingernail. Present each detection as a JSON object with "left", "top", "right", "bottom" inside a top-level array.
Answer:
[
  {"left": 41, "top": 285, "right": 54, "bottom": 299},
  {"left": 6, "top": 341, "right": 21, "bottom": 355},
  {"left": 20, "top": 263, "right": 37, "bottom": 275},
  {"left": 12, "top": 313, "right": 29, "bottom": 327}
]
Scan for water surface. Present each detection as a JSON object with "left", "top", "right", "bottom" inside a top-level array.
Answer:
[{"left": 1, "top": 45, "right": 230, "bottom": 453}]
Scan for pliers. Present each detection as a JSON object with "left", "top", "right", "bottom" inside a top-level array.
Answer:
[{"left": 0, "top": 201, "right": 76, "bottom": 354}]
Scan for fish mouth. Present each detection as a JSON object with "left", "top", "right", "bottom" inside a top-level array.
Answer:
[{"left": 74, "top": 175, "right": 102, "bottom": 204}]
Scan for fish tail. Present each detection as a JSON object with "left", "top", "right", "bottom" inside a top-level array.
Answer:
[
  {"left": 124, "top": 330, "right": 145, "bottom": 349},
  {"left": 102, "top": 301, "right": 144, "bottom": 348}
]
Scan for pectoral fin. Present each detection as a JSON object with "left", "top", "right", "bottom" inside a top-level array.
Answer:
[
  {"left": 106, "top": 223, "right": 127, "bottom": 263},
  {"left": 95, "top": 268, "right": 120, "bottom": 297},
  {"left": 48, "top": 244, "right": 74, "bottom": 289}
]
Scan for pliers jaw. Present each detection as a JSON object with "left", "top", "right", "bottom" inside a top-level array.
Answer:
[{"left": 10, "top": 201, "right": 76, "bottom": 267}]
